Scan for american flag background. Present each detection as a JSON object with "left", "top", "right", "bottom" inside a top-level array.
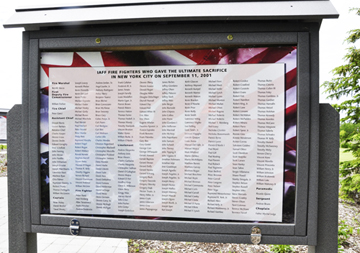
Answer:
[{"left": 40, "top": 47, "right": 297, "bottom": 223}]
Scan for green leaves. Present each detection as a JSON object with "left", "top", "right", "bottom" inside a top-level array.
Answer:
[
  {"left": 269, "top": 245, "right": 295, "bottom": 253},
  {"left": 321, "top": 9, "right": 360, "bottom": 124},
  {"left": 322, "top": 8, "right": 360, "bottom": 203},
  {"left": 346, "top": 29, "right": 360, "bottom": 43},
  {"left": 338, "top": 220, "right": 353, "bottom": 248}
]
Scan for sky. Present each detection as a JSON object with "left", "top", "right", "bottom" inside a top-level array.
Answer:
[{"left": 0, "top": 0, "right": 359, "bottom": 110}]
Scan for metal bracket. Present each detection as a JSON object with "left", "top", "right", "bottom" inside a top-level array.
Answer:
[
  {"left": 70, "top": 219, "right": 80, "bottom": 236},
  {"left": 251, "top": 226, "right": 261, "bottom": 245}
]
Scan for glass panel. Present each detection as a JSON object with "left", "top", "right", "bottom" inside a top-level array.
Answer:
[{"left": 40, "top": 46, "right": 297, "bottom": 223}]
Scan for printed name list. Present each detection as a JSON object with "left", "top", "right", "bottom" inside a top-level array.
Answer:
[{"left": 49, "top": 64, "right": 285, "bottom": 222}]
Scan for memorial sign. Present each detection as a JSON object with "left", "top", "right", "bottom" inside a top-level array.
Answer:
[
  {"left": 40, "top": 47, "right": 297, "bottom": 223},
  {"left": 4, "top": 1, "right": 340, "bottom": 251}
]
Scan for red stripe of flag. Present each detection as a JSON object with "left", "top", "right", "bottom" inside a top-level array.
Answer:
[
  {"left": 285, "top": 136, "right": 296, "bottom": 152},
  {"left": 41, "top": 52, "right": 91, "bottom": 77},
  {"left": 244, "top": 47, "right": 296, "bottom": 64}
]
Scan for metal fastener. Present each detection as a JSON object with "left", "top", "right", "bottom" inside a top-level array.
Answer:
[
  {"left": 70, "top": 219, "right": 80, "bottom": 236},
  {"left": 250, "top": 226, "right": 262, "bottom": 245},
  {"left": 227, "top": 34, "right": 234, "bottom": 41},
  {"left": 95, "top": 38, "right": 101, "bottom": 44}
]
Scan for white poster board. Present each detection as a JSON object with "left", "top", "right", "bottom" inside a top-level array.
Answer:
[{"left": 48, "top": 63, "right": 285, "bottom": 222}]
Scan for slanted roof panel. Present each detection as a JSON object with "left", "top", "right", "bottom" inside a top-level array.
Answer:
[
  {"left": 13, "top": 0, "right": 337, "bottom": 11},
  {"left": 4, "top": 1, "right": 339, "bottom": 30}
]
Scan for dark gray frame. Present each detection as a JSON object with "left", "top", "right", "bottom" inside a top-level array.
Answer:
[{"left": 21, "top": 21, "right": 318, "bottom": 245}]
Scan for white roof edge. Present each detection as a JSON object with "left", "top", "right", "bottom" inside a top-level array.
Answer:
[
  {"left": 4, "top": 1, "right": 339, "bottom": 30},
  {"left": 15, "top": 0, "right": 291, "bottom": 11},
  {"left": 12, "top": 0, "right": 335, "bottom": 11}
]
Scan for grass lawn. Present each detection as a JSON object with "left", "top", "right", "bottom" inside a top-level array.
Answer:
[{"left": 339, "top": 148, "right": 355, "bottom": 162}]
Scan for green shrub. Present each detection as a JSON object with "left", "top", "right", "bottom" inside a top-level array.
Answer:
[
  {"left": 338, "top": 220, "right": 353, "bottom": 247},
  {"left": 269, "top": 244, "right": 295, "bottom": 253}
]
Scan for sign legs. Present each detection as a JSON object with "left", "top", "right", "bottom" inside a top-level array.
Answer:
[
  {"left": 8, "top": 105, "right": 37, "bottom": 253},
  {"left": 308, "top": 104, "right": 339, "bottom": 253}
]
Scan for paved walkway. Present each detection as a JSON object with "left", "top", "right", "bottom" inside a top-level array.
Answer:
[{"left": 0, "top": 177, "right": 128, "bottom": 253}]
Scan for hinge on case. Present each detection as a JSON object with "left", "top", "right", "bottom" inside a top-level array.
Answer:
[
  {"left": 251, "top": 226, "right": 261, "bottom": 245},
  {"left": 70, "top": 219, "right": 80, "bottom": 236}
]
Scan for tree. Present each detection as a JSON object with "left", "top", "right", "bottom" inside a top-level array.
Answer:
[
  {"left": 322, "top": 8, "right": 360, "bottom": 203},
  {"left": 339, "top": 122, "right": 360, "bottom": 148}
]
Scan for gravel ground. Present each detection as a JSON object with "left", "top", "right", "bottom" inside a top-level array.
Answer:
[
  {"left": 338, "top": 200, "right": 360, "bottom": 252},
  {"left": 128, "top": 240, "right": 308, "bottom": 253},
  {"left": 0, "top": 153, "right": 6, "bottom": 177}
]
